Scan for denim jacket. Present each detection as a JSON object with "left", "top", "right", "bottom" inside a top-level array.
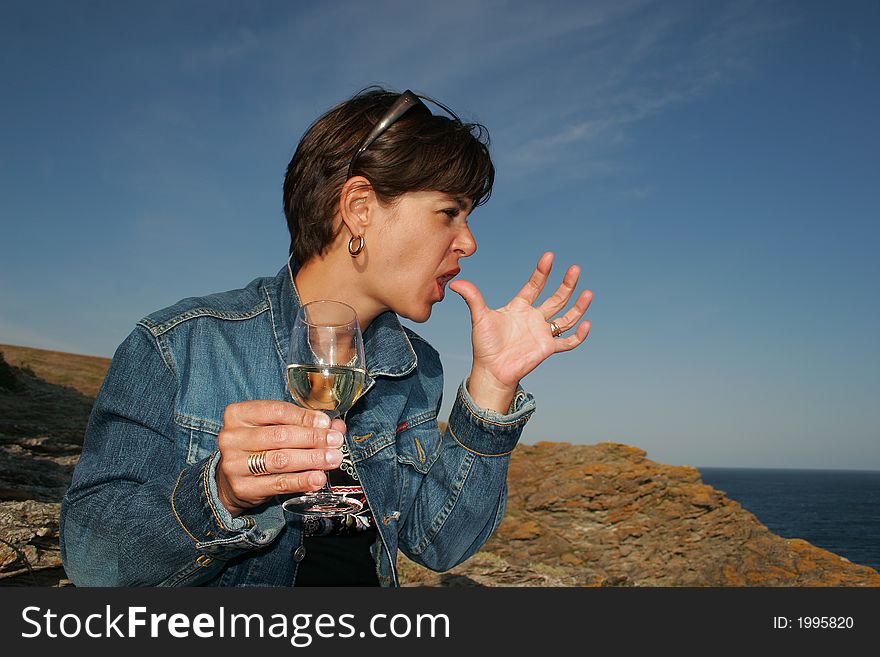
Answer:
[{"left": 60, "top": 259, "right": 536, "bottom": 586}]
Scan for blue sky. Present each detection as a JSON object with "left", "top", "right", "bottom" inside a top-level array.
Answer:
[{"left": 1, "top": 1, "right": 877, "bottom": 470}]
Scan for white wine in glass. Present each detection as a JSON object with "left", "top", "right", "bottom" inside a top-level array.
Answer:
[
  {"left": 281, "top": 300, "right": 367, "bottom": 516},
  {"left": 286, "top": 364, "right": 366, "bottom": 420}
]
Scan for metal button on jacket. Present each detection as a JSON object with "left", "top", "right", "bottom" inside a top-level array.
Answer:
[{"left": 293, "top": 545, "right": 307, "bottom": 562}]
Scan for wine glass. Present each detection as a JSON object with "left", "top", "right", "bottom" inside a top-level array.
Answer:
[{"left": 281, "top": 300, "right": 368, "bottom": 516}]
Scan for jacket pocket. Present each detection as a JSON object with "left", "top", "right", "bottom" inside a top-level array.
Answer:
[
  {"left": 394, "top": 412, "right": 441, "bottom": 474},
  {"left": 174, "top": 412, "right": 221, "bottom": 465}
]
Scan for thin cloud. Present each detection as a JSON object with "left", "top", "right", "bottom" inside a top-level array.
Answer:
[
  {"left": 499, "top": 0, "right": 793, "bottom": 179},
  {"left": 526, "top": 119, "right": 617, "bottom": 149}
]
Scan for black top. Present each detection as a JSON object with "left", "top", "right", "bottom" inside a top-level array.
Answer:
[{"left": 294, "top": 442, "right": 380, "bottom": 586}]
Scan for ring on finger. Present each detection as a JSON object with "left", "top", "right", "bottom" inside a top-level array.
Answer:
[
  {"left": 247, "top": 450, "right": 270, "bottom": 476},
  {"left": 548, "top": 320, "right": 564, "bottom": 337}
]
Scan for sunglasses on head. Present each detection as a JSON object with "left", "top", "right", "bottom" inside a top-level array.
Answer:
[{"left": 346, "top": 89, "right": 457, "bottom": 180}]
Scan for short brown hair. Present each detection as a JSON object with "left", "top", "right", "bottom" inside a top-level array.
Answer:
[{"left": 283, "top": 87, "right": 494, "bottom": 263}]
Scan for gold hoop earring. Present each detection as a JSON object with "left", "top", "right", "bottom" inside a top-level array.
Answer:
[{"left": 348, "top": 234, "right": 365, "bottom": 257}]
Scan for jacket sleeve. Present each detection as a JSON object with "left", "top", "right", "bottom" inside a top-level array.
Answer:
[
  {"left": 397, "top": 349, "right": 536, "bottom": 572},
  {"left": 60, "top": 325, "right": 284, "bottom": 586}
]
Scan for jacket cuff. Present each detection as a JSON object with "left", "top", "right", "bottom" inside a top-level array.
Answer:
[
  {"left": 446, "top": 377, "right": 536, "bottom": 456},
  {"left": 170, "top": 451, "right": 285, "bottom": 558}
]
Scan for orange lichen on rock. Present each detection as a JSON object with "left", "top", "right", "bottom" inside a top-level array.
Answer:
[{"left": 401, "top": 441, "right": 880, "bottom": 587}]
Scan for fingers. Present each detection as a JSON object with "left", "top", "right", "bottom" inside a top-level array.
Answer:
[
  {"left": 231, "top": 444, "right": 342, "bottom": 502},
  {"left": 222, "top": 468, "right": 330, "bottom": 510},
  {"left": 553, "top": 320, "right": 592, "bottom": 353},
  {"left": 538, "top": 264, "right": 581, "bottom": 319},
  {"left": 220, "top": 400, "right": 347, "bottom": 452},
  {"left": 530, "top": 256, "right": 590, "bottom": 347},
  {"left": 217, "top": 430, "right": 346, "bottom": 511},
  {"left": 513, "top": 251, "right": 554, "bottom": 305},
  {"left": 221, "top": 422, "right": 345, "bottom": 453},
  {"left": 241, "top": 446, "right": 343, "bottom": 477},
  {"left": 548, "top": 289, "right": 593, "bottom": 334},
  {"left": 226, "top": 444, "right": 343, "bottom": 503},
  {"left": 224, "top": 400, "right": 331, "bottom": 429},
  {"left": 447, "top": 279, "right": 489, "bottom": 320}
]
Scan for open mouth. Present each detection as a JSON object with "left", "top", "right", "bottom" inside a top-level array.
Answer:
[{"left": 435, "top": 268, "right": 460, "bottom": 298}]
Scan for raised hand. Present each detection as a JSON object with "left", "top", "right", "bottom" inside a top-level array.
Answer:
[{"left": 448, "top": 251, "right": 592, "bottom": 403}]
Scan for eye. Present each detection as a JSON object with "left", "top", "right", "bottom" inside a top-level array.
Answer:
[{"left": 441, "top": 208, "right": 459, "bottom": 220}]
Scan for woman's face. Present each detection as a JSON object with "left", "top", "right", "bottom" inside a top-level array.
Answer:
[{"left": 365, "top": 190, "right": 476, "bottom": 323}]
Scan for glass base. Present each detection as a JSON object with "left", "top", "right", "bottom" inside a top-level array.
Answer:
[{"left": 282, "top": 492, "right": 363, "bottom": 517}]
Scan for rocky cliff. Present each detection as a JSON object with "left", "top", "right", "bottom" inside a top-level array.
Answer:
[
  {"left": 398, "top": 442, "right": 880, "bottom": 586},
  {"left": 1, "top": 344, "right": 878, "bottom": 587}
]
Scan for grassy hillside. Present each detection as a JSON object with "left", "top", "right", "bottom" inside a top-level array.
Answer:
[{"left": 0, "top": 344, "right": 110, "bottom": 398}]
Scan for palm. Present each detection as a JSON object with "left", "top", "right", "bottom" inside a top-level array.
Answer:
[
  {"left": 468, "top": 298, "right": 559, "bottom": 385},
  {"left": 449, "top": 252, "right": 593, "bottom": 389}
]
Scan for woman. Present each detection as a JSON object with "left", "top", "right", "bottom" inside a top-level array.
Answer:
[{"left": 60, "top": 87, "right": 592, "bottom": 586}]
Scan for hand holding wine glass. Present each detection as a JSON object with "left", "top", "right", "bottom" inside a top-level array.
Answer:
[
  {"left": 214, "top": 402, "right": 347, "bottom": 518},
  {"left": 281, "top": 300, "right": 368, "bottom": 516}
]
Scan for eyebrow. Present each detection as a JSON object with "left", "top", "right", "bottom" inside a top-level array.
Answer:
[{"left": 441, "top": 195, "right": 471, "bottom": 211}]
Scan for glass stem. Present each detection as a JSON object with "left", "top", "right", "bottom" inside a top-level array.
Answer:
[{"left": 319, "top": 410, "right": 338, "bottom": 495}]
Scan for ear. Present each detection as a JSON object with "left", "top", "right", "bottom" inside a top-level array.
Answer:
[{"left": 337, "top": 176, "right": 374, "bottom": 238}]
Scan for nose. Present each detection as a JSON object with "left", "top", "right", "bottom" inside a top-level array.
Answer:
[{"left": 454, "top": 222, "right": 477, "bottom": 257}]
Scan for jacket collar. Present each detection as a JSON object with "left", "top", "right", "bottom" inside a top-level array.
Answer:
[{"left": 269, "top": 255, "right": 417, "bottom": 378}]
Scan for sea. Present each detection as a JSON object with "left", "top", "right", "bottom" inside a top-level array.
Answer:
[{"left": 697, "top": 467, "right": 880, "bottom": 573}]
